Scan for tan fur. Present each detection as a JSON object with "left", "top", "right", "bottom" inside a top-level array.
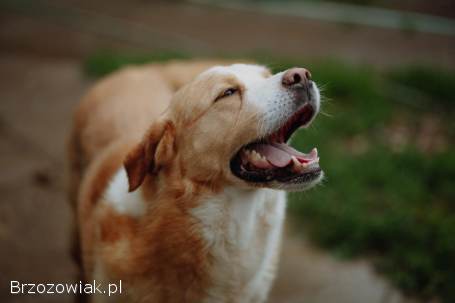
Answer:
[{"left": 69, "top": 60, "right": 282, "bottom": 303}]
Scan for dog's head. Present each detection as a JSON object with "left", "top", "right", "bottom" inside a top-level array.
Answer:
[{"left": 125, "top": 64, "right": 323, "bottom": 192}]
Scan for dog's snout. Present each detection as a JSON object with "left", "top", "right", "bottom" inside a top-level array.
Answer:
[{"left": 281, "top": 68, "right": 311, "bottom": 88}]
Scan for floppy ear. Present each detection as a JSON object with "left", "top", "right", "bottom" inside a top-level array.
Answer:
[{"left": 124, "top": 120, "right": 176, "bottom": 192}]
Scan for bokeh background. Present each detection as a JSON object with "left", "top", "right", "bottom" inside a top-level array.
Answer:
[{"left": 0, "top": 0, "right": 454, "bottom": 302}]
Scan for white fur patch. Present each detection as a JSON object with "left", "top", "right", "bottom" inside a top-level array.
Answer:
[
  {"left": 104, "top": 168, "right": 146, "bottom": 217},
  {"left": 191, "top": 187, "right": 286, "bottom": 302}
]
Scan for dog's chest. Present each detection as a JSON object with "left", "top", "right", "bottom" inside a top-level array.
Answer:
[{"left": 191, "top": 188, "right": 286, "bottom": 303}]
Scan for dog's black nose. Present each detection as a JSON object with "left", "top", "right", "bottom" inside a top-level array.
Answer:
[{"left": 282, "top": 67, "right": 311, "bottom": 88}]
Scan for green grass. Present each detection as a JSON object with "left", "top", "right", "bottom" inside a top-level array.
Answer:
[
  {"left": 84, "top": 51, "right": 455, "bottom": 302},
  {"left": 388, "top": 66, "right": 455, "bottom": 110}
]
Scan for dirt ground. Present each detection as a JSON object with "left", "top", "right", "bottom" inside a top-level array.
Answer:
[{"left": 1, "top": 1, "right": 453, "bottom": 302}]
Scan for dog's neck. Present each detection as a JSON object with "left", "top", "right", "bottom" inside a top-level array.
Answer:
[
  {"left": 189, "top": 186, "right": 286, "bottom": 301},
  {"left": 104, "top": 167, "right": 286, "bottom": 301},
  {"left": 191, "top": 187, "right": 278, "bottom": 247}
]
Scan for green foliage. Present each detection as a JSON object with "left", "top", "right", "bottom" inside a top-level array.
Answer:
[
  {"left": 83, "top": 51, "right": 455, "bottom": 302},
  {"left": 388, "top": 66, "right": 455, "bottom": 110}
]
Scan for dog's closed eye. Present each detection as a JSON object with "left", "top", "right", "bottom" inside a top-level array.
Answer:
[{"left": 215, "top": 88, "right": 238, "bottom": 102}]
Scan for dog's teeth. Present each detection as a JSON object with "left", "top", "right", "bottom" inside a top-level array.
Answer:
[
  {"left": 309, "top": 148, "right": 318, "bottom": 159},
  {"left": 240, "top": 148, "right": 273, "bottom": 168},
  {"left": 255, "top": 151, "right": 265, "bottom": 161},
  {"left": 251, "top": 150, "right": 260, "bottom": 161},
  {"left": 291, "top": 156, "right": 307, "bottom": 173},
  {"left": 291, "top": 156, "right": 302, "bottom": 172},
  {"left": 291, "top": 156, "right": 300, "bottom": 166},
  {"left": 248, "top": 150, "right": 272, "bottom": 168}
]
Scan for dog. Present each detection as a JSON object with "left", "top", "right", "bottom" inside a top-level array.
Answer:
[{"left": 68, "top": 60, "right": 323, "bottom": 303}]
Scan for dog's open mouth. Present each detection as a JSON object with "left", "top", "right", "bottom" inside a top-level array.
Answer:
[{"left": 230, "top": 104, "right": 322, "bottom": 184}]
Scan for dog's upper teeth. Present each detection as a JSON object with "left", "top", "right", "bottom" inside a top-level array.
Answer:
[{"left": 291, "top": 156, "right": 307, "bottom": 173}]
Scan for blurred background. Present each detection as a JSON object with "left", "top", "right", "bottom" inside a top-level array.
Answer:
[{"left": 0, "top": 0, "right": 454, "bottom": 302}]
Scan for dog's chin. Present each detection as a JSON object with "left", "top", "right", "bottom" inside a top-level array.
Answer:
[
  {"left": 264, "top": 170, "right": 324, "bottom": 191},
  {"left": 229, "top": 103, "right": 323, "bottom": 192}
]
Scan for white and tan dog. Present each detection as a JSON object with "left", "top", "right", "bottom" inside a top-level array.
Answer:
[{"left": 68, "top": 60, "right": 323, "bottom": 303}]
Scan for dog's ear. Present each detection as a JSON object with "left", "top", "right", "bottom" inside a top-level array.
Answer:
[{"left": 124, "top": 120, "right": 176, "bottom": 192}]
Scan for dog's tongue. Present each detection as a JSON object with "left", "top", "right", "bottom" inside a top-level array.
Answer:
[{"left": 252, "top": 143, "right": 317, "bottom": 168}]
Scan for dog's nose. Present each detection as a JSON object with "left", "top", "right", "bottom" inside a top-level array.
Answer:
[{"left": 281, "top": 67, "right": 312, "bottom": 88}]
